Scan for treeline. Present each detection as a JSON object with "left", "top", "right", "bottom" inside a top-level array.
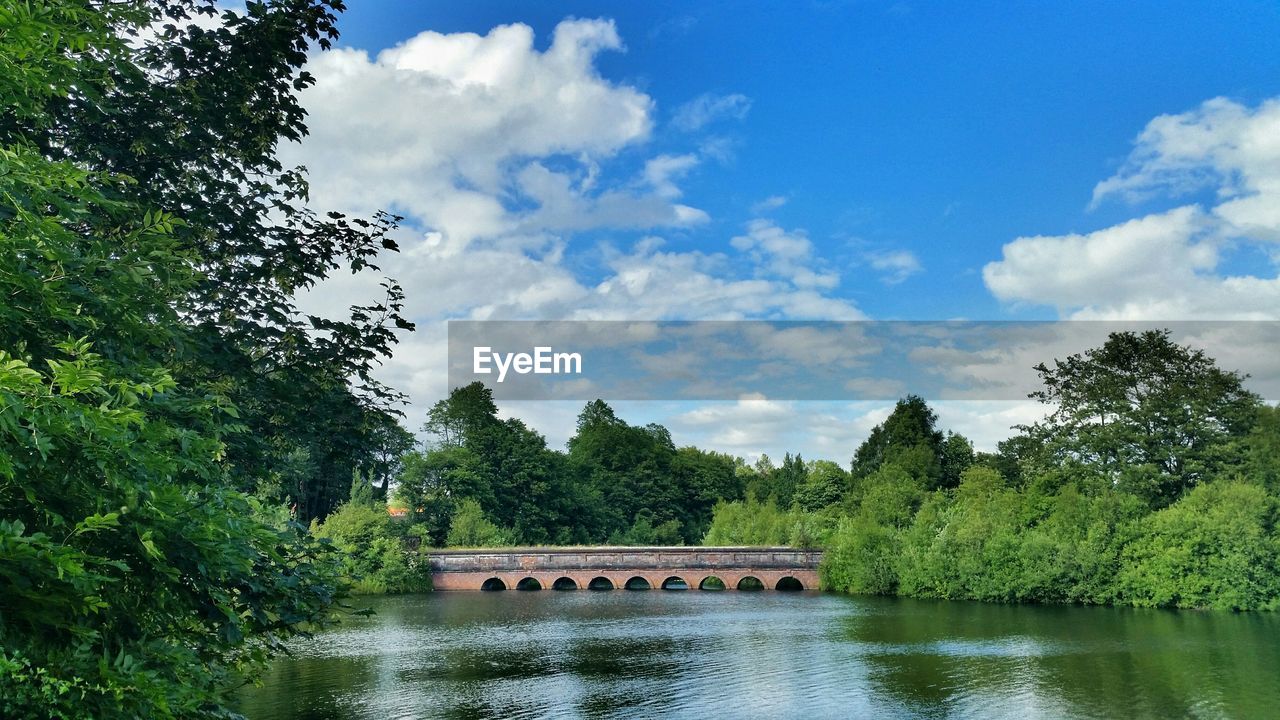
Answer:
[
  {"left": 306, "top": 384, "right": 749, "bottom": 597},
  {"left": 1, "top": 2, "right": 420, "bottom": 718},
  {"left": 389, "top": 388, "right": 745, "bottom": 546},
  {"left": 704, "top": 331, "right": 1280, "bottom": 611}
]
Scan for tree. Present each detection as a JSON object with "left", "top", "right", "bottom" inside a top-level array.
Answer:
[
  {"left": 1232, "top": 404, "right": 1280, "bottom": 494},
  {"left": 851, "top": 395, "right": 945, "bottom": 488},
  {"left": 1024, "top": 330, "right": 1260, "bottom": 506},
  {"left": 26, "top": 0, "right": 417, "bottom": 522},
  {"left": 939, "top": 432, "right": 974, "bottom": 489},
  {"left": 795, "top": 460, "right": 847, "bottom": 511},
  {"left": 0, "top": 2, "right": 398, "bottom": 715},
  {"left": 423, "top": 382, "right": 501, "bottom": 449},
  {"left": 671, "top": 447, "right": 744, "bottom": 542},
  {"left": 446, "top": 499, "right": 513, "bottom": 548},
  {"left": 364, "top": 414, "right": 415, "bottom": 500},
  {"left": 348, "top": 469, "right": 377, "bottom": 507},
  {"left": 569, "top": 400, "right": 680, "bottom": 538}
]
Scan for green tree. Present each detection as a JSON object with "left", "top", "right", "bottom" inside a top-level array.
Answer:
[
  {"left": 1232, "top": 404, "right": 1280, "bottom": 494},
  {"left": 1024, "top": 330, "right": 1260, "bottom": 506},
  {"left": 851, "top": 395, "right": 945, "bottom": 488},
  {"left": 939, "top": 431, "right": 974, "bottom": 489},
  {"left": 445, "top": 499, "right": 513, "bottom": 548},
  {"left": 671, "top": 446, "right": 744, "bottom": 542},
  {"left": 795, "top": 460, "right": 847, "bottom": 511},
  {"left": 26, "top": 0, "right": 417, "bottom": 522},
  {"left": 0, "top": 2, "right": 405, "bottom": 716},
  {"left": 568, "top": 399, "right": 681, "bottom": 539}
]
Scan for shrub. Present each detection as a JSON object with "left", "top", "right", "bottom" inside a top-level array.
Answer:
[
  {"left": 314, "top": 503, "right": 430, "bottom": 594},
  {"left": 1119, "top": 481, "right": 1280, "bottom": 610},
  {"left": 820, "top": 518, "right": 899, "bottom": 594}
]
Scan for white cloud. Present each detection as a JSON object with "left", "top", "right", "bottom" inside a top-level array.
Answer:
[
  {"left": 864, "top": 250, "right": 923, "bottom": 285},
  {"left": 672, "top": 92, "right": 753, "bottom": 131},
  {"left": 985, "top": 96, "right": 1280, "bottom": 319},
  {"left": 751, "top": 195, "right": 788, "bottom": 214},
  {"left": 731, "top": 219, "right": 841, "bottom": 289},
  {"left": 643, "top": 154, "right": 700, "bottom": 199},
  {"left": 285, "top": 19, "right": 691, "bottom": 254},
  {"left": 282, "top": 18, "right": 883, "bottom": 456}
]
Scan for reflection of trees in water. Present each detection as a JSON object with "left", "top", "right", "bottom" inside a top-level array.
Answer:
[
  {"left": 239, "top": 594, "right": 1280, "bottom": 719},
  {"left": 844, "top": 597, "right": 1280, "bottom": 718},
  {"left": 235, "top": 655, "right": 379, "bottom": 719}
]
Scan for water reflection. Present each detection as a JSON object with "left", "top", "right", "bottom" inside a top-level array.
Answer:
[{"left": 237, "top": 592, "right": 1280, "bottom": 719}]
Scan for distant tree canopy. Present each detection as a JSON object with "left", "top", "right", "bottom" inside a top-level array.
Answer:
[
  {"left": 394, "top": 385, "right": 744, "bottom": 547},
  {"left": 692, "top": 330, "right": 1280, "bottom": 611}
]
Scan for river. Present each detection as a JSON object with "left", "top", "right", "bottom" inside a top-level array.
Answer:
[{"left": 236, "top": 590, "right": 1280, "bottom": 719}]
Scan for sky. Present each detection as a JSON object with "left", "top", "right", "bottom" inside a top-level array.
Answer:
[{"left": 279, "top": 1, "right": 1280, "bottom": 460}]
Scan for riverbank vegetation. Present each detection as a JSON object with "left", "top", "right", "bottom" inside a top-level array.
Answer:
[
  {"left": 706, "top": 331, "right": 1280, "bottom": 611},
  {"left": 388, "top": 330, "right": 1280, "bottom": 613}
]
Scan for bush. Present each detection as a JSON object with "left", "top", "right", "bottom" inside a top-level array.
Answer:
[
  {"left": 445, "top": 498, "right": 514, "bottom": 547},
  {"left": 821, "top": 518, "right": 899, "bottom": 594},
  {"left": 314, "top": 503, "right": 430, "bottom": 594},
  {"left": 1119, "top": 481, "right": 1280, "bottom": 610}
]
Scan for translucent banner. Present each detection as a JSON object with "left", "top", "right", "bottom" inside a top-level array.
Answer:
[{"left": 447, "top": 321, "right": 1280, "bottom": 401}]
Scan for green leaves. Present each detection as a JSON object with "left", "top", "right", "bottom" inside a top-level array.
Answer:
[
  {"left": 1025, "top": 330, "right": 1260, "bottom": 507},
  {"left": 2, "top": 2, "right": 366, "bottom": 716}
]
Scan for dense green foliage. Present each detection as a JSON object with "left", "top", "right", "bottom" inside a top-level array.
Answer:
[
  {"left": 393, "top": 386, "right": 746, "bottom": 547},
  {"left": 706, "top": 331, "right": 1280, "bottom": 611},
  {"left": 311, "top": 482, "right": 430, "bottom": 595},
  {"left": 1, "top": 1, "right": 415, "bottom": 717}
]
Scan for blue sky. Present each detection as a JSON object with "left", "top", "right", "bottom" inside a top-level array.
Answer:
[
  {"left": 326, "top": 0, "right": 1280, "bottom": 320},
  {"left": 283, "top": 1, "right": 1280, "bottom": 457}
]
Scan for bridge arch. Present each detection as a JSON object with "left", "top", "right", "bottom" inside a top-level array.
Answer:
[
  {"left": 698, "top": 576, "right": 726, "bottom": 591},
  {"left": 588, "top": 576, "right": 615, "bottom": 591},
  {"left": 661, "top": 576, "right": 689, "bottom": 590},
  {"left": 736, "top": 576, "right": 764, "bottom": 591},
  {"left": 552, "top": 576, "right": 578, "bottom": 591},
  {"left": 516, "top": 577, "right": 542, "bottom": 591},
  {"left": 776, "top": 576, "right": 804, "bottom": 591},
  {"left": 481, "top": 577, "right": 507, "bottom": 591},
  {"left": 624, "top": 576, "right": 651, "bottom": 590}
]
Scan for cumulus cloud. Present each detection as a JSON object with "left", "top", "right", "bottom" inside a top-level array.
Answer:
[
  {"left": 284, "top": 19, "right": 691, "bottom": 253},
  {"left": 279, "top": 18, "right": 886, "bottom": 457},
  {"left": 672, "top": 92, "right": 753, "bottom": 131},
  {"left": 731, "top": 219, "right": 841, "bottom": 289},
  {"left": 985, "top": 96, "right": 1280, "bottom": 319}
]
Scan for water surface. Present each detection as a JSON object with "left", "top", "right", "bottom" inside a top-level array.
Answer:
[{"left": 237, "top": 590, "right": 1280, "bottom": 719}]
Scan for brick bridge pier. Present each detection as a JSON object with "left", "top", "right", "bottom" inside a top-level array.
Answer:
[{"left": 428, "top": 546, "right": 822, "bottom": 591}]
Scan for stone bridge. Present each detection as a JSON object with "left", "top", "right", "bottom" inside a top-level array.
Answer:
[{"left": 428, "top": 546, "right": 822, "bottom": 591}]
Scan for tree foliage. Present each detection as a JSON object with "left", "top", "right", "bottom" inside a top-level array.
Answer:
[
  {"left": 1, "top": 1, "right": 411, "bottom": 716},
  {"left": 1024, "top": 330, "right": 1258, "bottom": 506},
  {"left": 702, "top": 332, "right": 1280, "bottom": 612}
]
